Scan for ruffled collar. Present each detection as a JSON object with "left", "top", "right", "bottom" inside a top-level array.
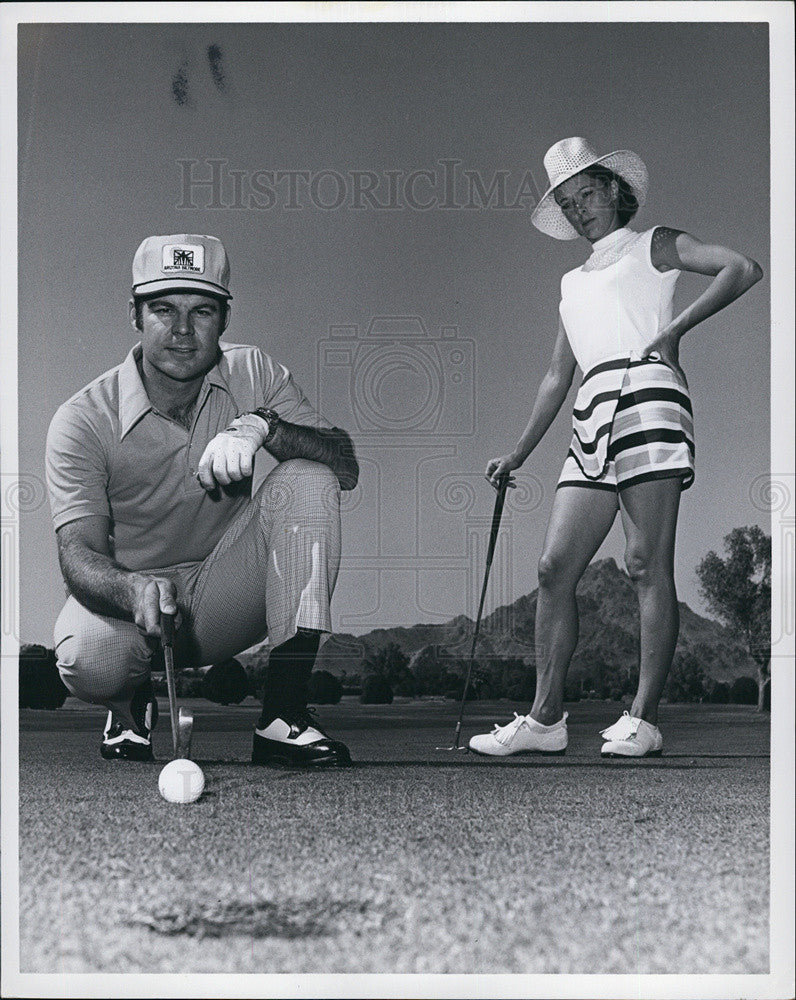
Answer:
[{"left": 583, "top": 227, "right": 640, "bottom": 271}]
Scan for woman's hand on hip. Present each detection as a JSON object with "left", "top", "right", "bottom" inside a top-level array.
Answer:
[
  {"left": 485, "top": 453, "right": 521, "bottom": 490},
  {"left": 643, "top": 330, "right": 688, "bottom": 387}
]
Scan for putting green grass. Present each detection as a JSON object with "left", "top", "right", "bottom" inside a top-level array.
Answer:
[{"left": 18, "top": 700, "right": 769, "bottom": 974}]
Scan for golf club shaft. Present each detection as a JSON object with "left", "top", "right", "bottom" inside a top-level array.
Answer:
[
  {"left": 177, "top": 708, "right": 194, "bottom": 759},
  {"left": 162, "top": 613, "right": 179, "bottom": 758},
  {"left": 453, "top": 475, "right": 509, "bottom": 744}
]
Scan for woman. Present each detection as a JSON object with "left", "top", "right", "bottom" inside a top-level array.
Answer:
[{"left": 469, "top": 136, "right": 763, "bottom": 758}]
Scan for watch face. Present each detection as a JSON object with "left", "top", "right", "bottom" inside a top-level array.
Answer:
[{"left": 254, "top": 408, "right": 278, "bottom": 439}]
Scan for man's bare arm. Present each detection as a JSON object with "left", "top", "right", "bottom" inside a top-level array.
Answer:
[
  {"left": 266, "top": 422, "right": 359, "bottom": 491},
  {"left": 197, "top": 416, "right": 359, "bottom": 492},
  {"left": 56, "top": 516, "right": 177, "bottom": 637}
]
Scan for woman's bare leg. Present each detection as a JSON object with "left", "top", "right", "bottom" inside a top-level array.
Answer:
[
  {"left": 618, "top": 476, "right": 682, "bottom": 725},
  {"left": 530, "top": 485, "right": 619, "bottom": 725}
]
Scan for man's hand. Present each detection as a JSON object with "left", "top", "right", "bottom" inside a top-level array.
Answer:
[
  {"left": 131, "top": 574, "right": 179, "bottom": 638},
  {"left": 196, "top": 414, "right": 269, "bottom": 491}
]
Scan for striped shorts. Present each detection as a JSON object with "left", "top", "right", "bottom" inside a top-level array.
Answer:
[{"left": 557, "top": 355, "right": 695, "bottom": 493}]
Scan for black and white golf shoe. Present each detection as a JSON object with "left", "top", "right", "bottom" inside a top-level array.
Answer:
[
  {"left": 252, "top": 707, "right": 351, "bottom": 768},
  {"left": 100, "top": 684, "right": 158, "bottom": 761}
]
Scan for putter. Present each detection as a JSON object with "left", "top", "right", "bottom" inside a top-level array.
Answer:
[
  {"left": 161, "top": 612, "right": 194, "bottom": 759},
  {"left": 436, "top": 473, "right": 510, "bottom": 751}
]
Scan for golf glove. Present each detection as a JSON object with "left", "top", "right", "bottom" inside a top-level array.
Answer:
[{"left": 196, "top": 412, "right": 270, "bottom": 489}]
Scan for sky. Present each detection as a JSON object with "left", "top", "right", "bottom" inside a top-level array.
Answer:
[{"left": 15, "top": 17, "right": 774, "bottom": 642}]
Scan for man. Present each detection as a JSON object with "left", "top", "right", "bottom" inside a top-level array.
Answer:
[{"left": 45, "top": 233, "right": 358, "bottom": 767}]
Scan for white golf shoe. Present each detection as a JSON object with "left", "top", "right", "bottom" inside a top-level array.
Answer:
[
  {"left": 600, "top": 711, "right": 663, "bottom": 757},
  {"left": 468, "top": 711, "right": 568, "bottom": 756}
]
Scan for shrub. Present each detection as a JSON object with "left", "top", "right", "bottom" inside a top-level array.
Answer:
[
  {"left": 360, "top": 674, "right": 393, "bottom": 704},
  {"left": 180, "top": 674, "right": 206, "bottom": 698},
  {"left": 707, "top": 681, "right": 730, "bottom": 704},
  {"left": 504, "top": 669, "right": 535, "bottom": 702},
  {"left": 474, "top": 679, "right": 500, "bottom": 700},
  {"left": 202, "top": 658, "right": 249, "bottom": 704},
  {"left": 730, "top": 676, "right": 758, "bottom": 705},
  {"left": 393, "top": 673, "right": 420, "bottom": 697},
  {"left": 308, "top": 670, "right": 343, "bottom": 705},
  {"left": 244, "top": 659, "right": 268, "bottom": 698},
  {"left": 151, "top": 672, "right": 205, "bottom": 697},
  {"left": 363, "top": 642, "right": 409, "bottom": 684},
  {"left": 444, "top": 685, "right": 477, "bottom": 701},
  {"left": 411, "top": 646, "right": 459, "bottom": 696},
  {"left": 664, "top": 652, "right": 707, "bottom": 703},
  {"left": 19, "top": 645, "right": 69, "bottom": 709},
  {"left": 563, "top": 675, "right": 582, "bottom": 702}
]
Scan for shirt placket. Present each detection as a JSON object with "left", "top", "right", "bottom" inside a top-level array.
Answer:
[{"left": 185, "top": 383, "right": 214, "bottom": 490}]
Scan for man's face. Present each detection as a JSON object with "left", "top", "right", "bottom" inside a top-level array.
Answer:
[{"left": 131, "top": 292, "right": 229, "bottom": 383}]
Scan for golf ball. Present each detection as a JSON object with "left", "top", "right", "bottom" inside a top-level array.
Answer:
[{"left": 158, "top": 759, "right": 205, "bottom": 804}]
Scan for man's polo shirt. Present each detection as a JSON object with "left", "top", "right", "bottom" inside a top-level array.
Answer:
[{"left": 45, "top": 341, "right": 331, "bottom": 572}]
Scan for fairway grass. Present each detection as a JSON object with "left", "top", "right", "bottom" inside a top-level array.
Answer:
[{"left": 17, "top": 700, "right": 769, "bottom": 974}]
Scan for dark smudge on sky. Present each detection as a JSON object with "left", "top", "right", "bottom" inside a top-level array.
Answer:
[
  {"left": 172, "top": 61, "right": 190, "bottom": 106},
  {"left": 208, "top": 45, "right": 225, "bottom": 91}
]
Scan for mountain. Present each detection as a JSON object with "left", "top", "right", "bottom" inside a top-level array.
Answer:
[{"left": 314, "top": 558, "right": 754, "bottom": 683}]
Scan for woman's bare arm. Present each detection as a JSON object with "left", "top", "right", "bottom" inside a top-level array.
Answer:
[
  {"left": 485, "top": 319, "right": 577, "bottom": 488},
  {"left": 644, "top": 227, "right": 763, "bottom": 380}
]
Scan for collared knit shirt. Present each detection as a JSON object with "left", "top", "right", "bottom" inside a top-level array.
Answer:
[{"left": 46, "top": 341, "right": 330, "bottom": 572}]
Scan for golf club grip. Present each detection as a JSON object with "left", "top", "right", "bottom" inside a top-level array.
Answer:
[
  {"left": 161, "top": 612, "right": 175, "bottom": 646},
  {"left": 485, "top": 475, "right": 509, "bottom": 566}
]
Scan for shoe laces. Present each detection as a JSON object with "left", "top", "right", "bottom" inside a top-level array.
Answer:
[
  {"left": 492, "top": 713, "right": 527, "bottom": 745},
  {"left": 290, "top": 705, "right": 328, "bottom": 737},
  {"left": 601, "top": 711, "right": 640, "bottom": 741}
]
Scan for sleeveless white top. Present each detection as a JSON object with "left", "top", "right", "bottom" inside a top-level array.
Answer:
[{"left": 559, "top": 227, "right": 680, "bottom": 374}]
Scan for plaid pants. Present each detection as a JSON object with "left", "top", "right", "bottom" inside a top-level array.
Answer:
[{"left": 53, "top": 459, "right": 341, "bottom": 726}]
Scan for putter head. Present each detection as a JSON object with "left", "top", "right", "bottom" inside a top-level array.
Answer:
[
  {"left": 177, "top": 706, "right": 194, "bottom": 759},
  {"left": 435, "top": 721, "right": 470, "bottom": 752}
]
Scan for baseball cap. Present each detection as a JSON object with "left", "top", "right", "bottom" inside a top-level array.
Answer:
[{"left": 132, "top": 234, "right": 232, "bottom": 299}]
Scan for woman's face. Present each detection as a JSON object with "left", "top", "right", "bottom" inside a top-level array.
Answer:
[{"left": 554, "top": 172, "right": 621, "bottom": 242}]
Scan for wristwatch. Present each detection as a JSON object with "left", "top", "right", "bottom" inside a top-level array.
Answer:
[{"left": 251, "top": 407, "right": 280, "bottom": 445}]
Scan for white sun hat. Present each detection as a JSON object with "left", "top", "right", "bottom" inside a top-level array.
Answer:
[{"left": 531, "top": 137, "right": 649, "bottom": 240}]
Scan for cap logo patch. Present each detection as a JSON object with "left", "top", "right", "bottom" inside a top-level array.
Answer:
[{"left": 162, "top": 243, "right": 205, "bottom": 274}]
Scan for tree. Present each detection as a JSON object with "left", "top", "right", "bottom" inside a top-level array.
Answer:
[
  {"left": 730, "top": 676, "right": 759, "bottom": 705},
  {"left": 663, "top": 651, "right": 707, "bottom": 703},
  {"left": 363, "top": 642, "right": 409, "bottom": 683},
  {"left": 410, "top": 646, "right": 450, "bottom": 695},
  {"left": 696, "top": 526, "right": 771, "bottom": 711},
  {"left": 363, "top": 641, "right": 419, "bottom": 695},
  {"left": 360, "top": 674, "right": 393, "bottom": 704}
]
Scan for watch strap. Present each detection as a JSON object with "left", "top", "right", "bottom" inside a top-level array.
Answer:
[{"left": 251, "top": 407, "right": 280, "bottom": 445}]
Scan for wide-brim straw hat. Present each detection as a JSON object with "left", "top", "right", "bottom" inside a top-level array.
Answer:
[{"left": 531, "top": 137, "right": 649, "bottom": 240}]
